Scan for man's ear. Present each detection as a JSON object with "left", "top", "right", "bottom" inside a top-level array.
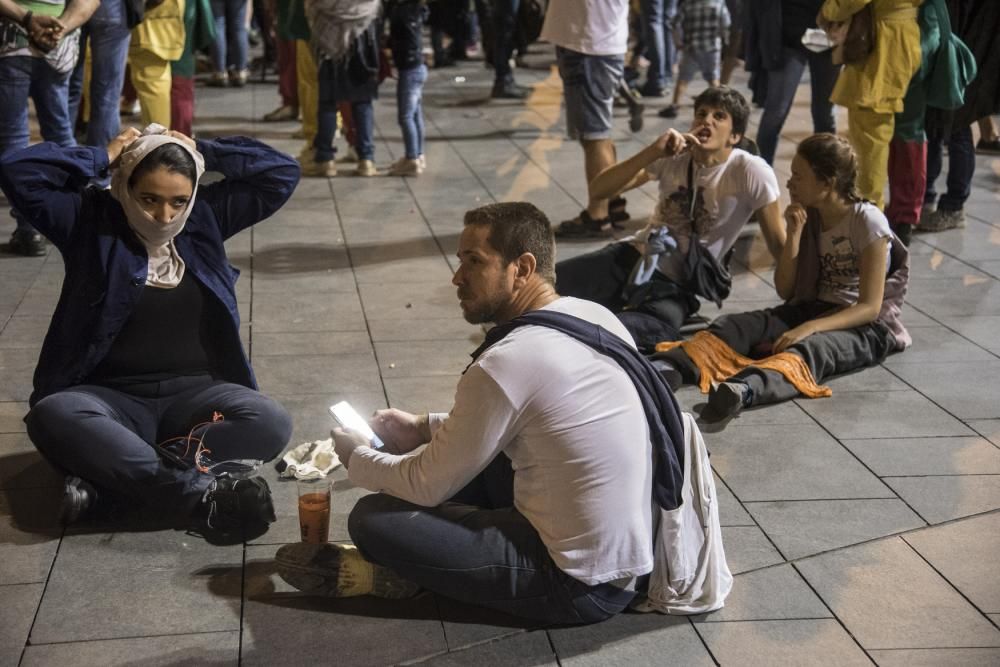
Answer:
[
  {"left": 728, "top": 132, "right": 743, "bottom": 148},
  {"left": 513, "top": 252, "right": 537, "bottom": 286}
]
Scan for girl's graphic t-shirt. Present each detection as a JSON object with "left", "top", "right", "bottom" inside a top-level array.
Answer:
[{"left": 817, "top": 201, "right": 892, "bottom": 305}]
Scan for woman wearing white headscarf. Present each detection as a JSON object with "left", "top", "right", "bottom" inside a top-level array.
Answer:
[{"left": 0, "top": 124, "right": 301, "bottom": 541}]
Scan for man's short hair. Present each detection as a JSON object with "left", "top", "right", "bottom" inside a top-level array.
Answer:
[
  {"left": 693, "top": 86, "right": 750, "bottom": 138},
  {"left": 463, "top": 202, "right": 556, "bottom": 284}
]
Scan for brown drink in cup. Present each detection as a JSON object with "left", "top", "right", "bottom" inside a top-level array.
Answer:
[{"left": 297, "top": 480, "right": 331, "bottom": 544}]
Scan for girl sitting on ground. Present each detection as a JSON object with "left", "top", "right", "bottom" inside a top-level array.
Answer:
[{"left": 655, "top": 133, "right": 910, "bottom": 419}]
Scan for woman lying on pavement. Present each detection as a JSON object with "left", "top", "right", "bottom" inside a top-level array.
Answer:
[
  {"left": 0, "top": 124, "right": 300, "bottom": 540},
  {"left": 654, "top": 133, "right": 910, "bottom": 420}
]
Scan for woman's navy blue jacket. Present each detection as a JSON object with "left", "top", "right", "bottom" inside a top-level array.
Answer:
[{"left": 0, "top": 137, "right": 301, "bottom": 406}]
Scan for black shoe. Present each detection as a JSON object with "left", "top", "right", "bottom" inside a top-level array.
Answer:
[
  {"left": 976, "top": 138, "right": 1000, "bottom": 155},
  {"left": 555, "top": 210, "right": 615, "bottom": 238},
  {"left": 705, "top": 381, "right": 750, "bottom": 421},
  {"left": 638, "top": 82, "right": 666, "bottom": 98},
  {"left": 434, "top": 54, "right": 456, "bottom": 68},
  {"left": 202, "top": 476, "right": 275, "bottom": 540},
  {"left": 60, "top": 476, "right": 97, "bottom": 525},
  {"left": 890, "top": 222, "right": 913, "bottom": 247},
  {"left": 8, "top": 229, "right": 46, "bottom": 256},
  {"left": 491, "top": 81, "right": 530, "bottom": 99},
  {"left": 658, "top": 105, "right": 679, "bottom": 119}
]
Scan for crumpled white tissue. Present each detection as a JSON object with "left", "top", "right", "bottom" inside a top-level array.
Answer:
[{"left": 280, "top": 438, "right": 342, "bottom": 479}]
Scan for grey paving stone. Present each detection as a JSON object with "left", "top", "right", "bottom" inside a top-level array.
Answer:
[
  {"left": 368, "top": 317, "right": 484, "bottom": 343},
  {"left": 0, "top": 315, "right": 49, "bottom": 349},
  {"left": 252, "top": 353, "right": 383, "bottom": 396},
  {"left": 969, "top": 419, "right": 1000, "bottom": 445},
  {"left": 907, "top": 245, "right": 994, "bottom": 278},
  {"left": 821, "top": 365, "right": 911, "bottom": 392},
  {"left": 745, "top": 499, "right": 925, "bottom": 560},
  {"left": 0, "top": 434, "right": 61, "bottom": 489},
  {"left": 250, "top": 290, "right": 366, "bottom": 333},
  {"left": 796, "top": 537, "right": 1000, "bottom": 649},
  {"left": 241, "top": 544, "right": 446, "bottom": 666},
  {"left": 674, "top": 386, "right": 815, "bottom": 425},
  {"left": 841, "top": 436, "right": 1000, "bottom": 476},
  {"left": 905, "top": 275, "right": 1000, "bottom": 317},
  {"left": 434, "top": 597, "right": 538, "bottom": 651},
  {"left": 0, "top": 487, "right": 61, "bottom": 584},
  {"left": 912, "top": 218, "right": 1000, "bottom": 262},
  {"left": 251, "top": 330, "right": 374, "bottom": 357},
  {"left": 704, "top": 424, "right": 891, "bottom": 502},
  {"left": 714, "top": 475, "right": 755, "bottom": 527},
  {"left": 0, "top": 349, "right": 36, "bottom": 401},
  {"left": 947, "top": 316, "right": 1000, "bottom": 355},
  {"left": 350, "top": 240, "right": 454, "bottom": 285},
  {"left": 722, "top": 526, "right": 784, "bottom": 574},
  {"left": 358, "top": 282, "right": 461, "bottom": 320},
  {"left": 21, "top": 631, "right": 240, "bottom": 666},
  {"left": 796, "top": 391, "right": 975, "bottom": 439},
  {"left": 250, "top": 264, "right": 359, "bottom": 295},
  {"left": 409, "top": 631, "right": 555, "bottom": 666},
  {"left": 384, "top": 376, "right": 461, "bottom": 413},
  {"left": 869, "top": 648, "right": 1000, "bottom": 667},
  {"left": 694, "top": 564, "right": 830, "bottom": 623},
  {"left": 0, "top": 583, "right": 42, "bottom": 667},
  {"left": 376, "top": 341, "right": 471, "bottom": 378},
  {"left": 884, "top": 475, "right": 1000, "bottom": 524},
  {"left": 889, "top": 362, "right": 1000, "bottom": 420},
  {"left": 903, "top": 512, "right": 1000, "bottom": 613},
  {"left": 0, "top": 401, "right": 27, "bottom": 432},
  {"left": 695, "top": 619, "right": 871, "bottom": 666},
  {"left": 32, "top": 530, "right": 244, "bottom": 643},
  {"left": 550, "top": 613, "right": 714, "bottom": 666}
]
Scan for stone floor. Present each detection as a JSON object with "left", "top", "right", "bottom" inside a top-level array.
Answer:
[{"left": 2, "top": 48, "right": 1000, "bottom": 666}]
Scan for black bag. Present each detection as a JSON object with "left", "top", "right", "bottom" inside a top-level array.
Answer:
[{"left": 679, "top": 159, "right": 732, "bottom": 307}]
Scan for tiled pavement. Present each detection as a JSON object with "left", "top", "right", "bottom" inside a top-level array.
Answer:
[{"left": 2, "top": 49, "right": 1000, "bottom": 665}]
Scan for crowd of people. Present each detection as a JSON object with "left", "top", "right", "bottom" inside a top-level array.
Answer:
[{"left": 0, "top": 0, "right": 998, "bottom": 628}]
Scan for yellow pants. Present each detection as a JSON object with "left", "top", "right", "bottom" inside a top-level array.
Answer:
[
  {"left": 847, "top": 106, "right": 895, "bottom": 209},
  {"left": 129, "top": 49, "right": 172, "bottom": 127},
  {"left": 296, "top": 40, "right": 318, "bottom": 144}
]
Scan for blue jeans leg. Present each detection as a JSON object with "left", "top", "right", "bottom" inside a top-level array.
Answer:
[
  {"left": 938, "top": 126, "right": 974, "bottom": 211},
  {"left": 82, "top": 0, "right": 131, "bottom": 149},
  {"left": 397, "top": 65, "right": 427, "bottom": 159},
  {"left": 0, "top": 58, "right": 33, "bottom": 232},
  {"left": 210, "top": 0, "right": 248, "bottom": 72},
  {"left": 807, "top": 50, "right": 837, "bottom": 135},
  {"left": 348, "top": 491, "right": 636, "bottom": 624},
  {"left": 755, "top": 48, "right": 807, "bottom": 165},
  {"left": 352, "top": 99, "right": 375, "bottom": 161},
  {"left": 493, "top": 0, "right": 519, "bottom": 84},
  {"left": 641, "top": 0, "right": 668, "bottom": 90}
]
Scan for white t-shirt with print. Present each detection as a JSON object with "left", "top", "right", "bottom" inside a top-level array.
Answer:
[
  {"left": 540, "top": 0, "right": 629, "bottom": 56},
  {"left": 636, "top": 149, "right": 779, "bottom": 284},
  {"left": 817, "top": 202, "right": 892, "bottom": 305}
]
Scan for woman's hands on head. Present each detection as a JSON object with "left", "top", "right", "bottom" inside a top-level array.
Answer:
[{"left": 107, "top": 126, "right": 142, "bottom": 166}]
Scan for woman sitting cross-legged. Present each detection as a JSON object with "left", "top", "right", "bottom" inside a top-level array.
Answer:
[
  {"left": 0, "top": 125, "right": 301, "bottom": 540},
  {"left": 655, "top": 133, "right": 910, "bottom": 419}
]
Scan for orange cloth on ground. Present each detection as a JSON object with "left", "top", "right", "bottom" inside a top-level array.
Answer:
[{"left": 655, "top": 331, "right": 832, "bottom": 399}]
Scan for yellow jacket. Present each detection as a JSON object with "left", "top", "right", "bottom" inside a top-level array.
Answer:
[
  {"left": 822, "top": 0, "right": 922, "bottom": 113},
  {"left": 131, "top": 0, "right": 187, "bottom": 61}
]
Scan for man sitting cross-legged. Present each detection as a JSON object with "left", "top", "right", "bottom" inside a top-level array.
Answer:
[
  {"left": 556, "top": 86, "right": 786, "bottom": 352},
  {"left": 275, "top": 202, "right": 692, "bottom": 625}
]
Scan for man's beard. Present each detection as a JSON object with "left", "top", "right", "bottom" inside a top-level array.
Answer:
[{"left": 458, "top": 289, "right": 508, "bottom": 325}]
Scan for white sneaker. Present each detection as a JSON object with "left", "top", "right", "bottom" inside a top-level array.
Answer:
[
  {"left": 356, "top": 159, "right": 377, "bottom": 177},
  {"left": 298, "top": 157, "right": 337, "bottom": 177},
  {"left": 388, "top": 158, "right": 421, "bottom": 177},
  {"left": 417, "top": 154, "right": 426, "bottom": 170}
]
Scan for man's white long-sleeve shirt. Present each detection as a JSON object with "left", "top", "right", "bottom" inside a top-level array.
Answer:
[{"left": 349, "top": 297, "right": 654, "bottom": 585}]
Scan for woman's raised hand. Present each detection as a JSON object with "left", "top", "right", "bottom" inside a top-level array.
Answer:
[
  {"left": 783, "top": 203, "right": 808, "bottom": 235},
  {"left": 107, "top": 127, "right": 141, "bottom": 165}
]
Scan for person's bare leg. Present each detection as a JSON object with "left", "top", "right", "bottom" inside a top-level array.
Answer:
[
  {"left": 978, "top": 116, "right": 999, "bottom": 142},
  {"left": 671, "top": 79, "right": 687, "bottom": 108},
  {"left": 720, "top": 58, "right": 740, "bottom": 85},
  {"left": 583, "top": 138, "right": 617, "bottom": 219}
]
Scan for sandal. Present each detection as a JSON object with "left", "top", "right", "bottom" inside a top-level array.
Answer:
[
  {"left": 609, "top": 197, "right": 630, "bottom": 225},
  {"left": 555, "top": 210, "right": 615, "bottom": 238}
]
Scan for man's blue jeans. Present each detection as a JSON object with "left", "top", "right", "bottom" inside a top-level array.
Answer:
[
  {"left": 640, "top": 0, "right": 677, "bottom": 91},
  {"left": 210, "top": 0, "right": 249, "bottom": 72},
  {"left": 348, "top": 454, "right": 637, "bottom": 625},
  {"left": 755, "top": 47, "right": 837, "bottom": 165},
  {"left": 492, "top": 0, "right": 519, "bottom": 84},
  {"left": 397, "top": 65, "right": 427, "bottom": 159},
  {"left": 925, "top": 125, "right": 974, "bottom": 212},
  {"left": 68, "top": 0, "right": 131, "bottom": 151},
  {"left": 0, "top": 56, "right": 76, "bottom": 232},
  {"left": 315, "top": 100, "right": 375, "bottom": 162}
]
